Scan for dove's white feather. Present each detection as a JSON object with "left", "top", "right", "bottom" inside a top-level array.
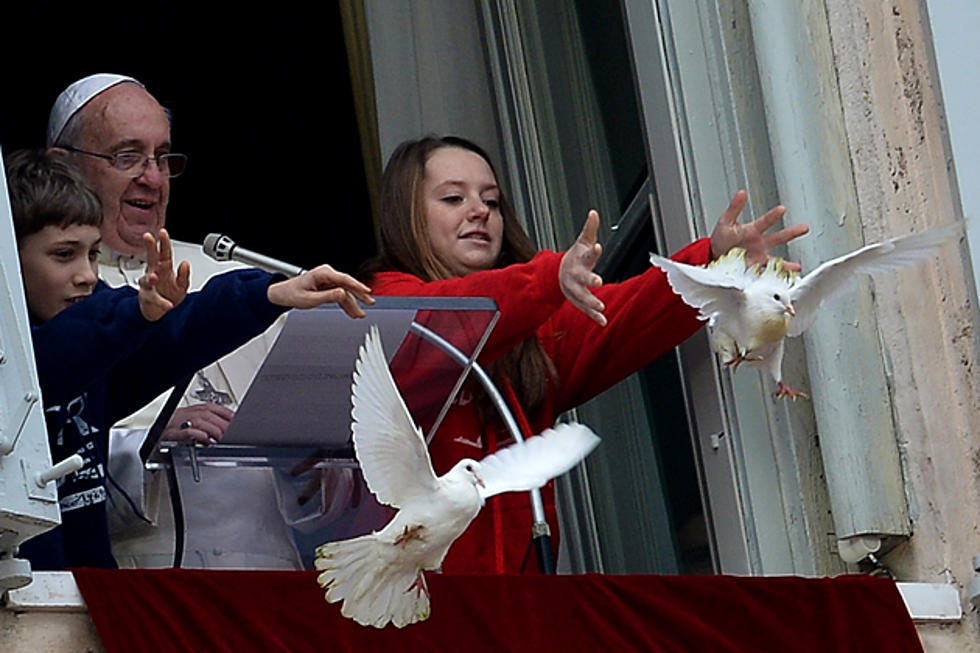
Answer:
[
  {"left": 315, "top": 532, "right": 430, "bottom": 628},
  {"left": 759, "top": 339, "right": 786, "bottom": 385},
  {"left": 316, "top": 326, "right": 601, "bottom": 628},
  {"left": 649, "top": 252, "right": 747, "bottom": 327},
  {"left": 315, "top": 476, "right": 480, "bottom": 628},
  {"left": 350, "top": 325, "right": 439, "bottom": 507},
  {"left": 476, "top": 423, "right": 599, "bottom": 499},
  {"left": 788, "top": 222, "right": 963, "bottom": 336}
]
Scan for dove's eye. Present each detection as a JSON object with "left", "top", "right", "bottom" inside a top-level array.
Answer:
[{"left": 773, "top": 293, "right": 782, "bottom": 302}]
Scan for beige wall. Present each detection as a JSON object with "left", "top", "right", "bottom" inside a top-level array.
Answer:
[{"left": 826, "top": 0, "right": 980, "bottom": 649}]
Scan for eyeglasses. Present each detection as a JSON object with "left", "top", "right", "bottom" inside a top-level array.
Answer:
[{"left": 61, "top": 146, "right": 188, "bottom": 178}]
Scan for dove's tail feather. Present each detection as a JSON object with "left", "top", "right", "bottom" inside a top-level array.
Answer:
[{"left": 315, "top": 534, "right": 430, "bottom": 628}]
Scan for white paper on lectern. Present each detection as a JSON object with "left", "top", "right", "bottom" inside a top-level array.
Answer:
[{"left": 221, "top": 306, "right": 417, "bottom": 448}]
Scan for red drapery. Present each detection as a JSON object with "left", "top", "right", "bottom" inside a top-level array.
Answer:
[{"left": 73, "top": 569, "right": 922, "bottom": 653}]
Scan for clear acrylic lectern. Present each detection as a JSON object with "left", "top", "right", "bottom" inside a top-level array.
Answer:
[{"left": 147, "top": 297, "right": 509, "bottom": 570}]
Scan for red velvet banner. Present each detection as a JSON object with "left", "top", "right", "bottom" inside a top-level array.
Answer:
[{"left": 73, "top": 569, "right": 923, "bottom": 653}]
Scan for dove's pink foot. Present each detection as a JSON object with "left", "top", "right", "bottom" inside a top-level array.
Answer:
[
  {"left": 724, "top": 356, "right": 744, "bottom": 371},
  {"left": 724, "top": 349, "right": 763, "bottom": 372},
  {"left": 395, "top": 524, "right": 426, "bottom": 547},
  {"left": 774, "top": 381, "right": 809, "bottom": 400},
  {"left": 407, "top": 569, "right": 430, "bottom": 598}
]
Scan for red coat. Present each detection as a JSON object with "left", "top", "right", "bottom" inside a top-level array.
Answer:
[{"left": 368, "top": 239, "right": 711, "bottom": 573}]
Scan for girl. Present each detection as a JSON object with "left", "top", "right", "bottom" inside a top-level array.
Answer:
[{"left": 361, "top": 135, "right": 807, "bottom": 573}]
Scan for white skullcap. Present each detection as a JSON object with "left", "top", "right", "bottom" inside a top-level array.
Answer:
[{"left": 47, "top": 73, "right": 144, "bottom": 146}]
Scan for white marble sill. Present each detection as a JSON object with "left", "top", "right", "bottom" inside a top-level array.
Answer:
[
  {"left": 4, "top": 572, "right": 86, "bottom": 612},
  {"left": 895, "top": 582, "right": 963, "bottom": 623}
]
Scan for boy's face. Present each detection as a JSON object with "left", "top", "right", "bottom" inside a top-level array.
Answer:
[{"left": 19, "top": 224, "right": 101, "bottom": 322}]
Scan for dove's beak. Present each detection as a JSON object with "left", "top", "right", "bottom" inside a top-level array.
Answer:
[
  {"left": 785, "top": 303, "right": 796, "bottom": 317},
  {"left": 476, "top": 474, "right": 485, "bottom": 488}
]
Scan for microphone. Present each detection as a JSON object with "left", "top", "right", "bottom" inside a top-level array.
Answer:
[{"left": 203, "top": 233, "right": 306, "bottom": 277}]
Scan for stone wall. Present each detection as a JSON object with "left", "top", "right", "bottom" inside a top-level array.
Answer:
[{"left": 826, "top": 0, "right": 980, "bottom": 649}]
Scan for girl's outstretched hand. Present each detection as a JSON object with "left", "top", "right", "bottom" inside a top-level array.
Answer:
[
  {"left": 709, "top": 190, "right": 809, "bottom": 271},
  {"left": 560, "top": 210, "right": 606, "bottom": 327}
]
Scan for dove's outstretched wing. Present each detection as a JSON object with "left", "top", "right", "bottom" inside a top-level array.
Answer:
[
  {"left": 788, "top": 222, "right": 962, "bottom": 336},
  {"left": 351, "top": 325, "right": 439, "bottom": 508},
  {"left": 649, "top": 252, "right": 748, "bottom": 326},
  {"left": 476, "top": 423, "right": 600, "bottom": 499}
]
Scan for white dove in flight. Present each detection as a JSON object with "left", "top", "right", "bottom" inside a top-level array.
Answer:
[
  {"left": 314, "top": 325, "right": 600, "bottom": 628},
  {"left": 649, "top": 222, "right": 962, "bottom": 399}
]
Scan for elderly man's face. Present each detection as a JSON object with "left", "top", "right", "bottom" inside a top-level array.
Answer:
[{"left": 72, "top": 83, "right": 172, "bottom": 255}]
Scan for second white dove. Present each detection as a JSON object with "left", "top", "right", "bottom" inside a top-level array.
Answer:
[{"left": 649, "top": 221, "right": 963, "bottom": 399}]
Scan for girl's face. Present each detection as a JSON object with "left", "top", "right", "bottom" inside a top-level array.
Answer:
[{"left": 421, "top": 147, "right": 504, "bottom": 277}]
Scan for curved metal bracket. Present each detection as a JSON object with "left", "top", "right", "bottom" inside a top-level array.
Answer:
[{"left": 407, "top": 322, "right": 555, "bottom": 573}]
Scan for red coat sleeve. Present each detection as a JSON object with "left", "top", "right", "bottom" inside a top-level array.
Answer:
[
  {"left": 369, "top": 250, "right": 566, "bottom": 364},
  {"left": 541, "top": 238, "right": 712, "bottom": 412}
]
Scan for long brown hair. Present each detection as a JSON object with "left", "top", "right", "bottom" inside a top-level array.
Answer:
[{"left": 362, "top": 135, "right": 556, "bottom": 418}]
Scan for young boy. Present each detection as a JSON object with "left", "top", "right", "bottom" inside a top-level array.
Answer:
[{"left": 6, "top": 149, "right": 372, "bottom": 569}]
